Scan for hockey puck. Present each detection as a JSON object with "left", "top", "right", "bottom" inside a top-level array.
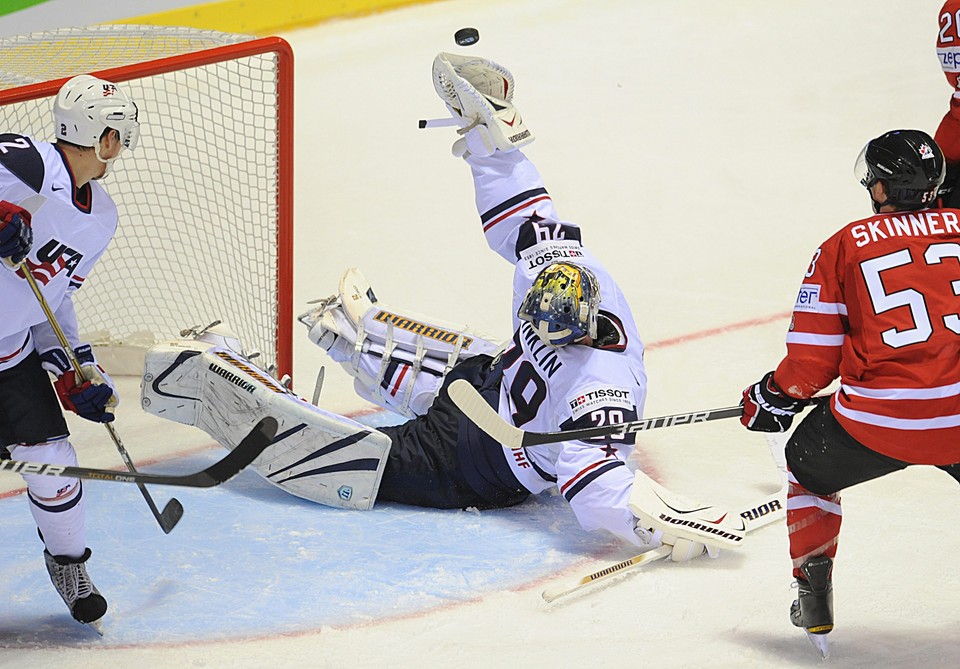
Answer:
[{"left": 454, "top": 27, "right": 480, "bottom": 47}]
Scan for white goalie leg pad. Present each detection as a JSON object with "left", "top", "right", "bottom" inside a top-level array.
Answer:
[
  {"left": 141, "top": 340, "right": 390, "bottom": 510},
  {"left": 300, "top": 267, "right": 502, "bottom": 417},
  {"left": 431, "top": 52, "right": 534, "bottom": 156},
  {"left": 628, "top": 470, "right": 746, "bottom": 551}
]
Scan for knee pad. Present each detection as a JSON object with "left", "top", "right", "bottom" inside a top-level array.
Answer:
[{"left": 9, "top": 438, "right": 80, "bottom": 503}]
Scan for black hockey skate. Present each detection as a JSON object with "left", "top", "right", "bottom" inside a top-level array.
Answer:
[
  {"left": 790, "top": 555, "right": 833, "bottom": 657},
  {"left": 44, "top": 548, "right": 107, "bottom": 634}
]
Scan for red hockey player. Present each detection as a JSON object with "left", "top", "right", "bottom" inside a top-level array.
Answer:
[
  {"left": 740, "top": 130, "right": 960, "bottom": 657},
  {"left": 936, "top": 1, "right": 960, "bottom": 203}
]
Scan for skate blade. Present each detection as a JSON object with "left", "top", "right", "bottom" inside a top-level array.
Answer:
[
  {"left": 805, "top": 630, "right": 829, "bottom": 658},
  {"left": 86, "top": 618, "right": 104, "bottom": 636}
]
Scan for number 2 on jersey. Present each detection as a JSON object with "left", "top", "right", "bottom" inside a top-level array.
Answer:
[
  {"left": 0, "top": 137, "right": 31, "bottom": 155},
  {"left": 943, "top": 9, "right": 960, "bottom": 44}
]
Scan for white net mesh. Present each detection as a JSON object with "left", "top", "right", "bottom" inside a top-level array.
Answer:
[{"left": 0, "top": 25, "right": 289, "bottom": 375}]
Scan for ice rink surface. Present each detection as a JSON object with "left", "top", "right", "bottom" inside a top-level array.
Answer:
[{"left": 2, "top": 0, "right": 960, "bottom": 666}]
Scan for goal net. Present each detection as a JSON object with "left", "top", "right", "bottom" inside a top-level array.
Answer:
[{"left": 0, "top": 25, "right": 294, "bottom": 378}]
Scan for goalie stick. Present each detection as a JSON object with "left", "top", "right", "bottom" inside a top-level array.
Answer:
[
  {"left": 541, "top": 485, "right": 785, "bottom": 603},
  {"left": 0, "top": 417, "right": 278, "bottom": 488}
]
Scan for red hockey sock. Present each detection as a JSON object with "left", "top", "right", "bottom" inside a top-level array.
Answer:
[{"left": 786, "top": 472, "right": 841, "bottom": 579}]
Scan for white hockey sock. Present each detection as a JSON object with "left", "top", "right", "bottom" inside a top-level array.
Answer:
[{"left": 10, "top": 438, "right": 87, "bottom": 558}]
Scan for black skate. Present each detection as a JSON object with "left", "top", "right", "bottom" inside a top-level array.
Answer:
[
  {"left": 44, "top": 548, "right": 107, "bottom": 634},
  {"left": 790, "top": 555, "right": 833, "bottom": 657}
]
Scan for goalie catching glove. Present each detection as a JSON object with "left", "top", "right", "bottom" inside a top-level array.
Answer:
[
  {"left": 431, "top": 52, "right": 535, "bottom": 157},
  {"left": 740, "top": 371, "right": 809, "bottom": 433},
  {"left": 40, "top": 344, "right": 118, "bottom": 423}
]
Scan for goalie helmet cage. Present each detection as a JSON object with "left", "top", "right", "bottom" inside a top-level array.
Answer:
[{"left": 0, "top": 25, "right": 294, "bottom": 380}]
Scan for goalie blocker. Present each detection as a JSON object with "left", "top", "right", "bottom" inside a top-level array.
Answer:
[
  {"left": 141, "top": 334, "right": 390, "bottom": 510},
  {"left": 629, "top": 470, "right": 747, "bottom": 551}
]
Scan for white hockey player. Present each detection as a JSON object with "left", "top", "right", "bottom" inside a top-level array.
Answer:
[
  {"left": 294, "top": 53, "right": 743, "bottom": 559},
  {"left": 0, "top": 74, "right": 139, "bottom": 632}
]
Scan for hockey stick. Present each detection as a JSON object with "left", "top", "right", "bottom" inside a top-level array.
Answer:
[
  {"left": 0, "top": 417, "right": 278, "bottom": 488},
  {"left": 15, "top": 261, "right": 185, "bottom": 533},
  {"left": 449, "top": 378, "right": 746, "bottom": 448},
  {"left": 541, "top": 485, "right": 785, "bottom": 603},
  {"left": 449, "top": 379, "right": 829, "bottom": 448}
]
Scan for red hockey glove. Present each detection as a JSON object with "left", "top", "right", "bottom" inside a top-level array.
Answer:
[
  {"left": 0, "top": 200, "right": 32, "bottom": 266},
  {"left": 40, "top": 345, "right": 118, "bottom": 423},
  {"left": 740, "top": 371, "right": 809, "bottom": 433}
]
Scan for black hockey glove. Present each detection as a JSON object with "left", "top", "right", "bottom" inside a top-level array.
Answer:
[{"left": 740, "top": 371, "right": 809, "bottom": 433}]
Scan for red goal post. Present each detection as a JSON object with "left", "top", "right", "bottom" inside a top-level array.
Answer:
[{"left": 0, "top": 26, "right": 294, "bottom": 380}]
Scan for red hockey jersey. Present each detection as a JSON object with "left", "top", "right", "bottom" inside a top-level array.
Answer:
[
  {"left": 937, "top": 1, "right": 960, "bottom": 162},
  {"left": 938, "top": 0, "right": 960, "bottom": 90},
  {"left": 775, "top": 207, "right": 960, "bottom": 465}
]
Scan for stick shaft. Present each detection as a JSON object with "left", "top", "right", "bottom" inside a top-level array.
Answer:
[
  {"left": 0, "top": 417, "right": 277, "bottom": 487},
  {"left": 449, "top": 379, "right": 744, "bottom": 447},
  {"left": 450, "top": 379, "right": 830, "bottom": 448}
]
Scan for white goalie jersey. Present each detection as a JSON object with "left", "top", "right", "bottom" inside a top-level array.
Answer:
[{"left": 469, "top": 149, "right": 650, "bottom": 546}]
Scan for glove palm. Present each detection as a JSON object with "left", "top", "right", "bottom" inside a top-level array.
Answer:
[{"left": 431, "top": 52, "right": 535, "bottom": 157}]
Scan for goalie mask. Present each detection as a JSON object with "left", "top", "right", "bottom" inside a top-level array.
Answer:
[
  {"left": 854, "top": 129, "right": 945, "bottom": 212},
  {"left": 518, "top": 262, "right": 600, "bottom": 347},
  {"left": 54, "top": 74, "right": 140, "bottom": 162}
]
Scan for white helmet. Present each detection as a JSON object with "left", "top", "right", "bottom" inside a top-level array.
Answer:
[{"left": 53, "top": 74, "right": 140, "bottom": 160}]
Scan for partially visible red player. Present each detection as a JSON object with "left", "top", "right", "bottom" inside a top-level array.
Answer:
[{"left": 936, "top": 1, "right": 960, "bottom": 204}]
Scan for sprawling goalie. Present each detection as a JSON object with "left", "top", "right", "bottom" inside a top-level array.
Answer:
[{"left": 142, "top": 52, "right": 744, "bottom": 559}]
